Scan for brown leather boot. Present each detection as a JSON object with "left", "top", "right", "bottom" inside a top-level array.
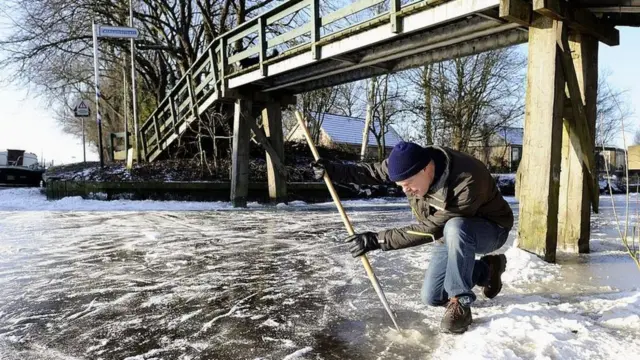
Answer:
[
  {"left": 481, "top": 254, "right": 507, "bottom": 299},
  {"left": 440, "top": 297, "right": 472, "bottom": 334}
]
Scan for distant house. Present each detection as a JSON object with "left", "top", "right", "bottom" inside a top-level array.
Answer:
[
  {"left": 468, "top": 127, "right": 523, "bottom": 173},
  {"left": 286, "top": 112, "right": 404, "bottom": 157},
  {"left": 596, "top": 146, "right": 627, "bottom": 175}
]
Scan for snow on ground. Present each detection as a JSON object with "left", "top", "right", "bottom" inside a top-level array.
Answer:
[{"left": 0, "top": 188, "right": 639, "bottom": 359}]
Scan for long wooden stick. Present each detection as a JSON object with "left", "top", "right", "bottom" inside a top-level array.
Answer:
[{"left": 294, "top": 111, "right": 401, "bottom": 332}]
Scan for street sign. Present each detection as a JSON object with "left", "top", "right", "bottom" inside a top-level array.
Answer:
[
  {"left": 98, "top": 25, "right": 139, "bottom": 39},
  {"left": 74, "top": 100, "right": 91, "bottom": 117}
]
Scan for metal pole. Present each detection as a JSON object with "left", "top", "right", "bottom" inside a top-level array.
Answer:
[
  {"left": 123, "top": 58, "right": 129, "bottom": 163},
  {"left": 82, "top": 117, "right": 86, "bottom": 163},
  {"left": 294, "top": 110, "right": 401, "bottom": 332},
  {"left": 92, "top": 21, "right": 104, "bottom": 167},
  {"left": 130, "top": 0, "right": 140, "bottom": 162}
]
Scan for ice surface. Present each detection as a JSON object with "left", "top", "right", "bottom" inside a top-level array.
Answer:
[{"left": 0, "top": 188, "right": 639, "bottom": 359}]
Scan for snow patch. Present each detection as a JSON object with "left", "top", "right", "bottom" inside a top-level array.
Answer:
[
  {"left": 282, "top": 346, "right": 313, "bottom": 359},
  {"left": 260, "top": 318, "right": 281, "bottom": 328},
  {"left": 502, "top": 246, "right": 560, "bottom": 287}
]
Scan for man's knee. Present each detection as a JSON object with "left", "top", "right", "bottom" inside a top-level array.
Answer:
[{"left": 443, "top": 217, "right": 474, "bottom": 245}]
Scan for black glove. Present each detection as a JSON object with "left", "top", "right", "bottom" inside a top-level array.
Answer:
[
  {"left": 311, "top": 158, "right": 331, "bottom": 180},
  {"left": 344, "top": 231, "right": 380, "bottom": 258}
]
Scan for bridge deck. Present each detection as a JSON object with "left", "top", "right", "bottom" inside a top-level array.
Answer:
[{"left": 138, "top": 0, "right": 637, "bottom": 162}]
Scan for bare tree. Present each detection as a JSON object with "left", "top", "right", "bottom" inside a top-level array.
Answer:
[
  {"left": 402, "top": 64, "right": 435, "bottom": 145},
  {"left": 596, "top": 71, "right": 634, "bottom": 146},
  {"left": 634, "top": 129, "right": 640, "bottom": 146},
  {"left": 332, "top": 80, "right": 365, "bottom": 118},
  {"left": 0, "top": 0, "right": 276, "bottom": 161},
  {"left": 299, "top": 87, "right": 339, "bottom": 144},
  {"left": 367, "top": 74, "right": 406, "bottom": 160},
  {"left": 399, "top": 48, "right": 525, "bottom": 152}
]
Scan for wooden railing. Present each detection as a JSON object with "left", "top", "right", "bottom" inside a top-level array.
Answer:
[{"left": 138, "top": 0, "right": 446, "bottom": 161}]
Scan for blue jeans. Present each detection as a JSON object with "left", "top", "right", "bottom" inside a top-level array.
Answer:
[{"left": 421, "top": 217, "right": 509, "bottom": 307}]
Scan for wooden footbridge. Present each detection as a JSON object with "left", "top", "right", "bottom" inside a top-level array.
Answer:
[{"left": 135, "top": 0, "right": 639, "bottom": 262}]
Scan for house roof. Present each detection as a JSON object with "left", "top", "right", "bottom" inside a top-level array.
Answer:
[
  {"left": 496, "top": 127, "right": 523, "bottom": 146},
  {"left": 309, "top": 112, "right": 404, "bottom": 147}
]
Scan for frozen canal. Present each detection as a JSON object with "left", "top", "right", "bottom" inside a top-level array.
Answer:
[{"left": 0, "top": 188, "right": 639, "bottom": 359}]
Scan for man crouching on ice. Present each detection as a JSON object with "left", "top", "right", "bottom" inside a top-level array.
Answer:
[{"left": 311, "top": 141, "right": 514, "bottom": 334}]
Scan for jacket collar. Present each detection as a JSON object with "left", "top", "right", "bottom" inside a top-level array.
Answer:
[{"left": 425, "top": 146, "right": 451, "bottom": 205}]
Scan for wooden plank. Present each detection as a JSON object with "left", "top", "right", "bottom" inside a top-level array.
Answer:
[
  {"left": 311, "top": 0, "right": 320, "bottom": 59},
  {"left": 267, "top": 23, "right": 312, "bottom": 48},
  {"left": 321, "top": 0, "right": 386, "bottom": 27},
  {"left": 571, "top": 7, "right": 619, "bottom": 46},
  {"left": 194, "top": 72, "right": 215, "bottom": 94},
  {"left": 227, "top": 22, "right": 259, "bottom": 44},
  {"left": 558, "top": 31, "right": 598, "bottom": 254},
  {"left": 258, "top": 17, "right": 267, "bottom": 76},
  {"left": 262, "top": 104, "right": 287, "bottom": 203},
  {"left": 186, "top": 73, "right": 201, "bottom": 130},
  {"left": 228, "top": 45, "right": 260, "bottom": 64},
  {"left": 532, "top": 0, "right": 619, "bottom": 46},
  {"left": 518, "top": 14, "right": 564, "bottom": 263},
  {"left": 266, "top": 0, "right": 310, "bottom": 25},
  {"left": 557, "top": 24, "right": 599, "bottom": 213},
  {"left": 391, "top": 0, "right": 402, "bottom": 33},
  {"left": 231, "top": 99, "right": 252, "bottom": 207},
  {"left": 220, "top": 37, "right": 228, "bottom": 94},
  {"left": 207, "top": 46, "right": 219, "bottom": 91},
  {"left": 499, "top": 0, "right": 531, "bottom": 26}
]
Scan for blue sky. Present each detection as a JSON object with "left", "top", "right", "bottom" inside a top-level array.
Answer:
[{"left": 0, "top": 25, "right": 638, "bottom": 164}]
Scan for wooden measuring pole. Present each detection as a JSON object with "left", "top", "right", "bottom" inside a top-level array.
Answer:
[{"left": 294, "top": 111, "right": 401, "bottom": 332}]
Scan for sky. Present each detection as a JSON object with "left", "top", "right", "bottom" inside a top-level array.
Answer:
[{"left": 0, "top": 23, "right": 638, "bottom": 165}]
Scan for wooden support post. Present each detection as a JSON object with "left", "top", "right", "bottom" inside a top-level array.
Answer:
[
  {"left": 207, "top": 46, "right": 219, "bottom": 93},
  {"left": 518, "top": 14, "right": 564, "bottom": 263},
  {"left": 262, "top": 103, "right": 287, "bottom": 203},
  {"left": 558, "top": 31, "right": 598, "bottom": 253},
  {"left": 231, "top": 99, "right": 252, "bottom": 207},
  {"left": 557, "top": 25, "right": 599, "bottom": 213},
  {"left": 220, "top": 38, "right": 228, "bottom": 95}
]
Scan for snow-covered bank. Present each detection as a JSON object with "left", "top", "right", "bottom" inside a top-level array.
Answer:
[{"left": 0, "top": 187, "right": 412, "bottom": 211}]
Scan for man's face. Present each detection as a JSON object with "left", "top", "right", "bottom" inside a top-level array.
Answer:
[{"left": 395, "top": 161, "right": 435, "bottom": 197}]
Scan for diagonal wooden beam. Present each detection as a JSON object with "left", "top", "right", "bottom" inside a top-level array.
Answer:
[
  {"left": 557, "top": 23, "right": 599, "bottom": 213},
  {"left": 245, "top": 119, "right": 288, "bottom": 177},
  {"left": 533, "top": 0, "right": 619, "bottom": 46}
]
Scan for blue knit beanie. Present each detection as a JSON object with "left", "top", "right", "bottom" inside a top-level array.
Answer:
[{"left": 387, "top": 141, "right": 431, "bottom": 182}]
